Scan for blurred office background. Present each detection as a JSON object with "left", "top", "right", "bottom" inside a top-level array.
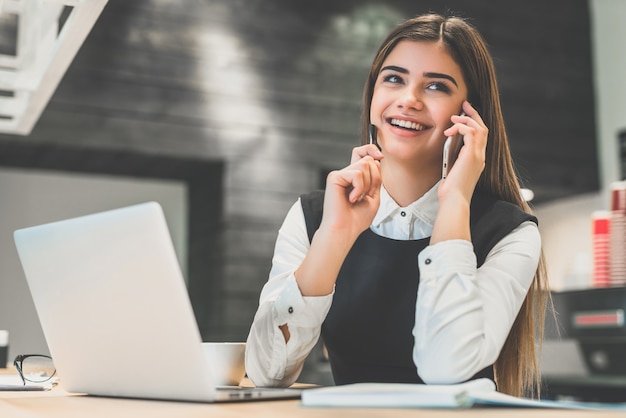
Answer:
[{"left": 0, "top": 0, "right": 623, "bottom": 391}]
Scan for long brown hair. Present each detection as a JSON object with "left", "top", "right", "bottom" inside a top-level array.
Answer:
[{"left": 361, "top": 14, "right": 550, "bottom": 397}]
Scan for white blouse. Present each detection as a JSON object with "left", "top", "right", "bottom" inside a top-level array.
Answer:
[{"left": 245, "top": 184, "right": 541, "bottom": 387}]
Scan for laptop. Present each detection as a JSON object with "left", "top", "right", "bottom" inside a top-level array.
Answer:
[{"left": 13, "top": 201, "right": 302, "bottom": 402}]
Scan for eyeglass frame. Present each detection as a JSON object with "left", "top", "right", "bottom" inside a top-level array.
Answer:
[{"left": 13, "top": 354, "right": 57, "bottom": 385}]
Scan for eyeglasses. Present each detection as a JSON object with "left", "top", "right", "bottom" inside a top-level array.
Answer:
[{"left": 13, "top": 354, "right": 56, "bottom": 385}]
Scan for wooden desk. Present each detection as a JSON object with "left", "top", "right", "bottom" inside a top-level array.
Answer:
[
  {"left": 0, "top": 370, "right": 620, "bottom": 417},
  {"left": 2, "top": 386, "right": 625, "bottom": 418}
]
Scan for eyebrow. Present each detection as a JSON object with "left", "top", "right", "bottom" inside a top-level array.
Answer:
[
  {"left": 424, "top": 72, "right": 458, "bottom": 87},
  {"left": 380, "top": 66, "right": 458, "bottom": 87},
  {"left": 381, "top": 65, "right": 408, "bottom": 74}
]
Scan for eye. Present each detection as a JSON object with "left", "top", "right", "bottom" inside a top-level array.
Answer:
[
  {"left": 426, "top": 81, "right": 451, "bottom": 93},
  {"left": 382, "top": 74, "right": 404, "bottom": 84}
]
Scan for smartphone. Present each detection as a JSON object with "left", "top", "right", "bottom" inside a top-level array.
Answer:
[{"left": 441, "top": 112, "right": 465, "bottom": 179}]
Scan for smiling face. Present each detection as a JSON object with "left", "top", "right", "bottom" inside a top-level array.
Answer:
[{"left": 369, "top": 40, "right": 468, "bottom": 173}]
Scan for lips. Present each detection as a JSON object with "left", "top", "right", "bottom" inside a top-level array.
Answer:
[{"left": 389, "top": 118, "right": 426, "bottom": 132}]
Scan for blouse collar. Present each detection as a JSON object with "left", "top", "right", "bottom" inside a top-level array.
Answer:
[{"left": 372, "top": 182, "right": 440, "bottom": 228}]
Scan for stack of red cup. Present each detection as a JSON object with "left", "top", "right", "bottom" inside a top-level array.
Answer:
[
  {"left": 592, "top": 210, "right": 611, "bottom": 287},
  {"left": 610, "top": 181, "right": 626, "bottom": 286}
]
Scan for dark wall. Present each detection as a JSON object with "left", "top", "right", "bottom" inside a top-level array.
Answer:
[{"left": 0, "top": 0, "right": 597, "bottom": 341}]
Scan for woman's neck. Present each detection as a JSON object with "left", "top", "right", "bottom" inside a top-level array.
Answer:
[{"left": 381, "top": 160, "right": 439, "bottom": 207}]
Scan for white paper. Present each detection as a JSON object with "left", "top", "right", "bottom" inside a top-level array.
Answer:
[
  {"left": 467, "top": 390, "right": 626, "bottom": 411},
  {"left": 301, "top": 377, "right": 626, "bottom": 410},
  {"left": 301, "top": 378, "right": 495, "bottom": 408}
]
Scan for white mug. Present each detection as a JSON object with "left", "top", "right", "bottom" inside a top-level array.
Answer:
[
  {"left": 202, "top": 342, "right": 246, "bottom": 386},
  {"left": 0, "top": 330, "right": 8, "bottom": 368}
]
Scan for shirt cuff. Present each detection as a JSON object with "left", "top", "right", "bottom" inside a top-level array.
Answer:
[
  {"left": 273, "top": 275, "right": 333, "bottom": 328},
  {"left": 418, "top": 240, "right": 476, "bottom": 281}
]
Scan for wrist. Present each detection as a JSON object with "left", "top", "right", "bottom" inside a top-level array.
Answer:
[
  {"left": 312, "top": 224, "right": 359, "bottom": 259},
  {"left": 432, "top": 191, "right": 471, "bottom": 244},
  {"left": 295, "top": 226, "right": 357, "bottom": 296},
  {"left": 442, "top": 193, "right": 470, "bottom": 211}
]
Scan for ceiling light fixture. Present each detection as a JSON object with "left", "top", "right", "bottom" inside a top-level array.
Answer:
[{"left": 0, "top": 0, "right": 108, "bottom": 135}]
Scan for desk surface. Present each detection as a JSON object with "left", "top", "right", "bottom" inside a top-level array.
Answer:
[
  {"left": 0, "top": 371, "right": 621, "bottom": 417},
  {"left": 2, "top": 392, "right": 624, "bottom": 418},
  {"left": 3, "top": 387, "right": 626, "bottom": 417}
]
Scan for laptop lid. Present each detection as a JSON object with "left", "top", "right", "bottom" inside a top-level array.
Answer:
[{"left": 14, "top": 202, "right": 223, "bottom": 402}]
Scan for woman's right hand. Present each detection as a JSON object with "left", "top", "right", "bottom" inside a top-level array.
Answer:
[
  {"left": 295, "top": 144, "right": 383, "bottom": 297},
  {"left": 320, "top": 144, "right": 384, "bottom": 240}
]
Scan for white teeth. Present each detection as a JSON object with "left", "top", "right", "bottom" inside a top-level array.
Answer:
[{"left": 390, "top": 118, "right": 423, "bottom": 131}]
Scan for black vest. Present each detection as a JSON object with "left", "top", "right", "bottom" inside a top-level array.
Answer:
[{"left": 300, "top": 190, "right": 537, "bottom": 385}]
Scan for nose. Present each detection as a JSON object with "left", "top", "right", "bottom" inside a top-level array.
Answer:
[{"left": 397, "top": 87, "right": 424, "bottom": 111}]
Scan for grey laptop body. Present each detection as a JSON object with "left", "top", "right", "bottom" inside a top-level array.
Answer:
[{"left": 14, "top": 201, "right": 301, "bottom": 402}]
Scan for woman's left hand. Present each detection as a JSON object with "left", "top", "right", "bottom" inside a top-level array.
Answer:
[
  {"left": 438, "top": 101, "right": 488, "bottom": 204},
  {"left": 431, "top": 101, "right": 488, "bottom": 245}
]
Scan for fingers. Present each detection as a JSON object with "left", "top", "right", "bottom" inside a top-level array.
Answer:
[
  {"left": 367, "top": 156, "right": 382, "bottom": 197},
  {"left": 443, "top": 102, "right": 488, "bottom": 148},
  {"left": 328, "top": 156, "right": 382, "bottom": 203},
  {"left": 347, "top": 170, "right": 366, "bottom": 203},
  {"left": 351, "top": 144, "right": 384, "bottom": 164},
  {"left": 439, "top": 101, "right": 488, "bottom": 187},
  {"left": 347, "top": 156, "right": 381, "bottom": 203},
  {"left": 460, "top": 100, "right": 481, "bottom": 119}
]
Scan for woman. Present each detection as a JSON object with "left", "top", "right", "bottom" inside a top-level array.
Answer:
[{"left": 245, "top": 13, "right": 549, "bottom": 398}]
